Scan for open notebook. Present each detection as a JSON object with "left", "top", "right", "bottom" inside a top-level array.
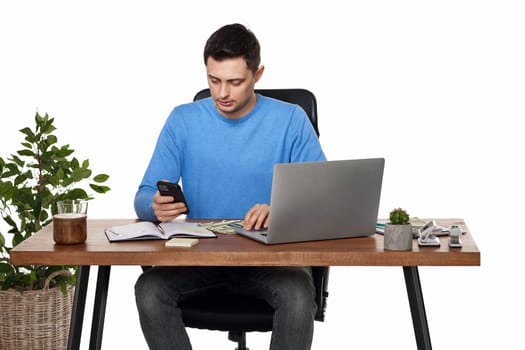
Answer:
[{"left": 104, "top": 220, "right": 216, "bottom": 242}]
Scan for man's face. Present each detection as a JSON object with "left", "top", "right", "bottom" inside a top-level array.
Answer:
[{"left": 206, "top": 56, "right": 263, "bottom": 119}]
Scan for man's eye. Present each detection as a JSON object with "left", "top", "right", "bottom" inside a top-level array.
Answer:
[{"left": 231, "top": 81, "right": 241, "bottom": 86}]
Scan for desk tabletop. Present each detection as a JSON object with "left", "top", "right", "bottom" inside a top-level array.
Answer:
[{"left": 10, "top": 219, "right": 480, "bottom": 267}]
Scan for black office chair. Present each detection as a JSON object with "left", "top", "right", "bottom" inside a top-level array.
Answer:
[{"left": 178, "top": 88, "right": 329, "bottom": 350}]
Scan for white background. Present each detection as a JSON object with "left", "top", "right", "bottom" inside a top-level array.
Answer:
[{"left": 1, "top": 1, "right": 524, "bottom": 349}]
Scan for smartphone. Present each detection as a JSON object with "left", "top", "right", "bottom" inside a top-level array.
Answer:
[{"left": 156, "top": 181, "right": 190, "bottom": 214}]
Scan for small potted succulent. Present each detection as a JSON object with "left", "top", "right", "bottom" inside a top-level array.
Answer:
[{"left": 384, "top": 208, "right": 413, "bottom": 250}]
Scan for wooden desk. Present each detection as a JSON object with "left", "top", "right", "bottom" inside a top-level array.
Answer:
[{"left": 10, "top": 218, "right": 480, "bottom": 350}]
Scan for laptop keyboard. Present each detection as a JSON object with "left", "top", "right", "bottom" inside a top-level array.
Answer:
[{"left": 254, "top": 229, "right": 268, "bottom": 236}]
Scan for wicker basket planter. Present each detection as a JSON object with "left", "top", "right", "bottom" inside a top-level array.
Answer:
[{"left": 0, "top": 272, "right": 75, "bottom": 350}]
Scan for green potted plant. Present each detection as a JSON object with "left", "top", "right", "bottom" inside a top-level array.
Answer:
[
  {"left": 384, "top": 207, "right": 413, "bottom": 250},
  {"left": 0, "top": 112, "right": 111, "bottom": 349}
]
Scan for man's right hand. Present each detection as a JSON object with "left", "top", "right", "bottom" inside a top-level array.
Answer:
[{"left": 152, "top": 191, "right": 188, "bottom": 222}]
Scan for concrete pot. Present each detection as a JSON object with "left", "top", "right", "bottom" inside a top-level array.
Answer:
[{"left": 384, "top": 224, "right": 413, "bottom": 250}]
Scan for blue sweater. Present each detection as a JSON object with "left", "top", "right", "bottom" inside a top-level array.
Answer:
[{"left": 134, "top": 94, "right": 326, "bottom": 221}]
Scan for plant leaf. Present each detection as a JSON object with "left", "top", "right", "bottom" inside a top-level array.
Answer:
[
  {"left": 0, "top": 262, "right": 15, "bottom": 274},
  {"left": 89, "top": 184, "right": 111, "bottom": 194},
  {"left": 93, "top": 174, "right": 110, "bottom": 183}
]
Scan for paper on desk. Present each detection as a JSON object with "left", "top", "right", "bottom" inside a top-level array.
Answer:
[{"left": 165, "top": 238, "right": 199, "bottom": 248}]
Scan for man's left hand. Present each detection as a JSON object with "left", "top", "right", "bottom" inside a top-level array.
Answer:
[{"left": 243, "top": 204, "right": 269, "bottom": 230}]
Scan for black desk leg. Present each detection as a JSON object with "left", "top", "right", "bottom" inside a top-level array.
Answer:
[
  {"left": 403, "top": 266, "right": 432, "bottom": 350},
  {"left": 68, "top": 265, "right": 90, "bottom": 350},
  {"left": 89, "top": 265, "right": 111, "bottom": 350}
]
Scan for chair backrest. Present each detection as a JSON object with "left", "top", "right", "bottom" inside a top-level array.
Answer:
[{"left": 193, "top": 88, "right": 320, "bottom": 137}]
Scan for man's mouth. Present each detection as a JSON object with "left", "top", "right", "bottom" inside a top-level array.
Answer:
[{"left": 218, "top": 100, "right": 233, "bottom": 107}]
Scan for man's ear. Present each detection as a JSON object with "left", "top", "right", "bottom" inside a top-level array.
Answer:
[{"left": 254, "top": 65, "right": 265, "bottom": 83}]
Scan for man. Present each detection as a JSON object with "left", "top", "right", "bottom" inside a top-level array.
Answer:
[{"left": 134, "top": 23, "right": 325, "bottom": 350}]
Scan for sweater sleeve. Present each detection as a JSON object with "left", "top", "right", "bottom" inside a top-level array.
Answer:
[
  {"left": 288, "top": 105, "right": 326, "bottom": 163},
  {"left": 133, "top": 109, "right": 184, "bottom": 221},
  {"left": 134, "top": 187, "right": 157, "bottom": 221}
]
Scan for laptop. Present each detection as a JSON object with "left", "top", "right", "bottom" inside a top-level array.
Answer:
[{"left": 236, "top": 158, "right": 385, "bottom": 244}]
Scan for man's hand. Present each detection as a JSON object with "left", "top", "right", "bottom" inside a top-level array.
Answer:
[
  {"left": 243, "top": 203, "right": 270, "bottom": 230},
  {"left": 152, "top": 191, "right": 188, "bottom": 222}
]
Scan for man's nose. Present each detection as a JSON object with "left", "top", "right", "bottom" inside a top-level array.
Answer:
[{"left": 219, "top": 84, "right": 230, "bottom": 99}]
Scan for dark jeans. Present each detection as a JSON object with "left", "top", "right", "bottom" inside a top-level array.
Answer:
[{"left": 135, "top": 266, "right": 317, "bottom": 350}]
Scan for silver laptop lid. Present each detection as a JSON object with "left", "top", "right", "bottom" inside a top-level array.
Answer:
[{"left": 261, "top": 158, "right": 384, "bottom": 244}]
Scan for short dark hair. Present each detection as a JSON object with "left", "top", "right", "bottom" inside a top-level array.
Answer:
[{"left": 203, "top": 23, "right": 261, "bottom": 73}]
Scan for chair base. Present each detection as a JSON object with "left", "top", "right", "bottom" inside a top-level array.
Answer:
[{"left": 228, "top": 331, "right": 248, "bottom": 350}]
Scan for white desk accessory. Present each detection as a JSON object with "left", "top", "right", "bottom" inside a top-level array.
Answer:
[{"left": 417, "top": 220, "right": 441, "bottom": 247}]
